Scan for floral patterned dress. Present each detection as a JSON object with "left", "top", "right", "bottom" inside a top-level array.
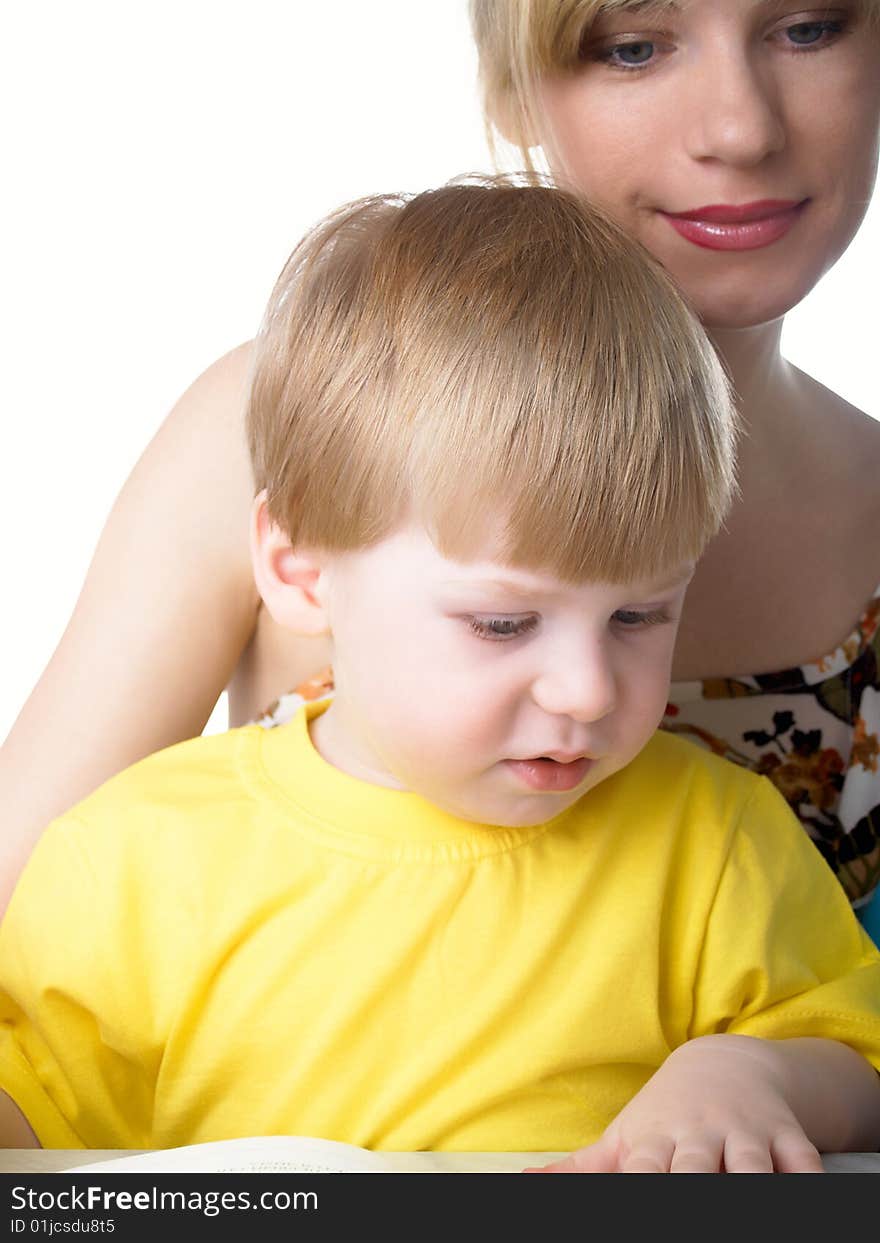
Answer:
[
  {"left": 665, "top": 585, "right": 880, "bottom": 909},
  {"left": 257, "top": 586, "right": 880, "bottom": 910}
]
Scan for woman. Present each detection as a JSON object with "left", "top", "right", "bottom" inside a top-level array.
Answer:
[{"left": 2, "top": 0, "right": 879, "bottom": 924}]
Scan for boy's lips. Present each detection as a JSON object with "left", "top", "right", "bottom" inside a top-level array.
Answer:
[
  {"left": 660, "top": 199, "right": 808, "bottom": 251},
  {"left": 504, "top": 755, "right": 594, "bottom": 793}
]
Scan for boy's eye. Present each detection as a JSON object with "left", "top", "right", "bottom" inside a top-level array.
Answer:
[
  {"left": 612, "top": 608, "right": 672, "bottom": 629},
  {"left": 467, "top": 615, "right": 539, "bottom": 641}
]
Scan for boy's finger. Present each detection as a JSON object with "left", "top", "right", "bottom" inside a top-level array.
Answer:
[
  {"left": 527, "top": 1139, "right": 617, "bottom": 1173},
  {"left": 722, "top": 1131, "right": 774, "bottom": 1173},
  {"left": 669, "top": 1134, "right": 724, "bottom": 1173},
  {"left": 618, "top": 1136, "right": 676, "bottom": 1173},
  {"left": 770, "top": 1131, "right": 825, "bottom": 1174}
]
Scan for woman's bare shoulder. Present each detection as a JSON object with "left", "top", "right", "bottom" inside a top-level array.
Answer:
[
  {"left": 789, "top": 366, "right": 880, "bottom": 516},
  {"left": 138, "top": 340, "right": 256, "bottom": 482},
  {"left": 89, "top": 339, "right": 261, "bottom": 621},
  {"left": 0, "top": 341, "right": 266, "bottom": 913},
  {"left": 171, "top": 340, "right": 255, "bottom": 425},
  {"left": 792, "top": 364, "right": 880, "bottom": 452}
]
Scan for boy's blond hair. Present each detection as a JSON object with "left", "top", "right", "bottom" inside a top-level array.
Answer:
[
  {"left": 247, "top": 177, "right": 735, "bottom": 583},
  {"left": 469, "top": 0, "right": 880, "bottom": 172}
]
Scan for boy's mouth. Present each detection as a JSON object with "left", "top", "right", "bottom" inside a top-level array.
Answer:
[{"left": 504, "top": 756, "right": 593, "bottom": 793}]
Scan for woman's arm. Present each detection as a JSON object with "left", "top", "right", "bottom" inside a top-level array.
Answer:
[
  {"left": 0, "top": 1091, "right": 39, "bottom": 1149},
  {"left": 0, "top": 343, "right": 261, "bottom": 915}
]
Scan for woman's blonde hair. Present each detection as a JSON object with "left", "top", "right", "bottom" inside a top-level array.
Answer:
[
  {"left": 469, "top": 0, "right": 614, "bottom": 170},
  {"left": 247, "top": 177, "right": 736, "bottom": 584},
  {"left": 469, "top": 0, "right": 880, "bottom": 171}
]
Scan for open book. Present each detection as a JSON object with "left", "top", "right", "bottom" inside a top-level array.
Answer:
[
  {"left": 68, "top": 1136, "right": 565, "bottom": 1175},
  {"left": 61, "top": 1139, "right": 878, "bottom": 1175}
]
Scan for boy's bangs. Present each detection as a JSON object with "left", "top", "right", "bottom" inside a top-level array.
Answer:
[
  {"left": 411, "top": 368, "right": 732, "bottom": 586},
  {"left": 426, "top": 456, "right": 718, "bottom": 587}
]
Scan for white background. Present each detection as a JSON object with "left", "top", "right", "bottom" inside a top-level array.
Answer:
[{"left": 2, "top": 0, "right": 877, "bottom": 741}]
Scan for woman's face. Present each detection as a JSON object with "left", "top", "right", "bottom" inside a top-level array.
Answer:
[{"left": 537, "top": 0, "right": 880, "bottom": 329}]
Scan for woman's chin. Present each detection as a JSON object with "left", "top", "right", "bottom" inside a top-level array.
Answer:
[
  {"left": 684, "top": 280, "right": 820, "bottom": 334},
  {"left": 669, "top": 236, "right": 852, "bottom": 334}
]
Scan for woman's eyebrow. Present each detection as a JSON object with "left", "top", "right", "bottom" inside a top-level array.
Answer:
[
  {"left": 596, "top": 0, "right": 815, "bottom": 17},
  {"left": 593, "top": 0, "right": 680, "bottom": 18}
]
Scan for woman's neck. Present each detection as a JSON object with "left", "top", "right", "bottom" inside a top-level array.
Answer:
[
  {"left": 706, "top": 318, "right": 801, "bottom": 489},
  {"left": 708, "top": 318, "right": 793, "bottom": 422}
]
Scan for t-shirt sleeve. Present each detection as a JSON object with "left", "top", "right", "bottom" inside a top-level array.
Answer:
[
  {"left": 0, "top": 816, "right": 168, "bottom": 1148},
  {"left": 691, "top": 775, "right": 880, "bottom": 1069}
]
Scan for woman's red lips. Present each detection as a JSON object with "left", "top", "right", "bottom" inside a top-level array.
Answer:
[
  {"left": 661, "top": 199, "right": 808, "bottom": 250},
  {"left": 669, "top": 200, "right": 802, "bottom": 222}
]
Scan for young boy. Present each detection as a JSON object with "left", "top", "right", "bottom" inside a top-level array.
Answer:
[{"left": 1, "top": 181, "right": 879, "bottom": 1172}]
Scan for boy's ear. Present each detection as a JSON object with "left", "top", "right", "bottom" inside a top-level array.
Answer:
[{"left": 249, "top": 491, "right": 330, "bottom": 637}]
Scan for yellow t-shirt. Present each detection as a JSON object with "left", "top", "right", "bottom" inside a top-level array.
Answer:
[{"left": 2, "top": 702, "right": 879, "bottom": 1152}]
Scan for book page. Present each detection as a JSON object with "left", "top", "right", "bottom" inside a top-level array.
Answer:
[
  {"left": 70, "top": 1136, "right": 402, "bottom": 1174},
  {"left": 65, "top": 1137, "right": 566, "bottom": 1174}
]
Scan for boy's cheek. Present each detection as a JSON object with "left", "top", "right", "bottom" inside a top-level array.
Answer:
[
  {"left": 618, "top": 657, "right": 676, "bottom": 738},
  {"left": 635, "top": 677, "right": 677, "bottom": 740},
  {"left": 392, "top": 703, "right": 508, "bottom": 781}
]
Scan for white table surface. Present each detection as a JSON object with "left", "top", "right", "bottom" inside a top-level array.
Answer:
[{"left": 2, "top": 1149, "right": 878, "bottom": 1174}]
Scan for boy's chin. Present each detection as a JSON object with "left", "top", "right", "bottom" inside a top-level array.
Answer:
[
  {"left": 441, "top": 789, "right": 585, "bottom": 829},
  {"left": 493, "top": 799, "right": 581, "bottom": 828}
]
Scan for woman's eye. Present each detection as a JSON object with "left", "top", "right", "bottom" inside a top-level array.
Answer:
[
  {"left": 467, "top": 615, "right": 538, "bottom": 641},
  {"left": 596, "top": 39, "right": 657, "bottom": 68},
  {"left": 780, "top": 18, "right": 846, "bottom": 48}
]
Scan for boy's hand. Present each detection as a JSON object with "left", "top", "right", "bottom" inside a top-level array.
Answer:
[{"left": 530, "top": 1035, "right": 825, "bottom": 1173}]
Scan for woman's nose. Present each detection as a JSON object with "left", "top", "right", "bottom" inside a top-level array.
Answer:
[{"left": 684, "top": 49, "right": 786, "bottom": 168}]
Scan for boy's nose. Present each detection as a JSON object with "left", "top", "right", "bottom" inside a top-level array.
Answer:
[{"left": 530, "top": 652, "right": 616, "bottom": 724}]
